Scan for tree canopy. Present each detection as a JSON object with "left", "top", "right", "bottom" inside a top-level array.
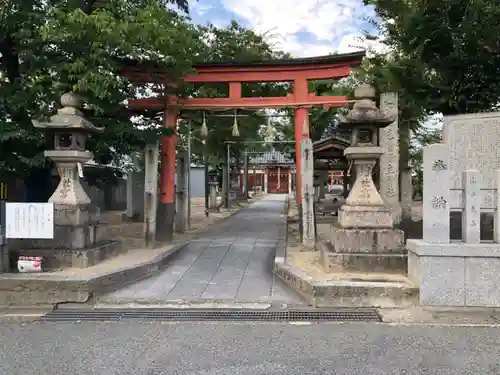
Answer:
[
  {"left": 1, "top": 0, "right": 290, "bottom": 179},
  {"left": 364, "top": 0, "right": 500, "bottom": 115},
  {"left": 0, "top": 0, "right": 204, "bottom": 178}
]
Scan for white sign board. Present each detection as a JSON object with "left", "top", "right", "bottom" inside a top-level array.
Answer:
[{"left": 5, "top": 203, "right": 54, "bottom": 239}]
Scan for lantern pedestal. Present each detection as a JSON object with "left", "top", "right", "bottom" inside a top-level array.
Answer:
[
  {"left": 320, "top": 87, "right": 406, "bottom": 274},
  {"left": 338, "top": 146, "right": 394, "bottom": 229},
  {"left": 45, "top": 150, "right": 92, "bottom": 205}
]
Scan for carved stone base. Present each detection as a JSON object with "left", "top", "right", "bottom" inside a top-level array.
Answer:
[
  {"left": 53, "top": 203, "right": 99, "bottom": 226},
  {"left": 320, "top": 226, "right": 406, "bottom": 273},
  {"left": 338, "top": 204, "right": 394, "bottom": 229},
  {"left": 12, "top": 241, "right": 122, "bottom": 269},
  {"left": 8, "top": 202, "right": 117, "bottom": 269}
]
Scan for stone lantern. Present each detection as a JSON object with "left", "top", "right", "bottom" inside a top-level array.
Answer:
[
  {"left": 336, "top": 84, "right": 395, "bottom": 228},
  {"left": 320, "top": 84, "right": 406, "bottom": 274},
  {"left": 33, "top": 92, "right": 104, "bottom": 206},
  {"left": 30, "top": 92, "right": 118, "bottom": 269}
]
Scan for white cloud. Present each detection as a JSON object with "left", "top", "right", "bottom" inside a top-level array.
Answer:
[
  {"left": 218, "top": 0, "right": 378, "bottom": 57},
  {"left": 337, "top": 34, "right": 389, "bottom": 56}
]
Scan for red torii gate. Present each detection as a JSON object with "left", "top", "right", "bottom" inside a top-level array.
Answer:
[{"left": 120, "top": 51, "right": 364, "bottom": 236}]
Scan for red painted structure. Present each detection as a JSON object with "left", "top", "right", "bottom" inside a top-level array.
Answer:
[{"left": 120, "top": 52, "right": 365, "bottom": 206}]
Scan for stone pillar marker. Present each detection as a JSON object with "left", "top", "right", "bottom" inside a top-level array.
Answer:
[
  {"left": 264, "top": 172, "right": 268, "bottom": 194},
  {"left": 144, "top": 143, "right": 159, "bottom": 247},
  {"left": 243, "top": 151, "right": 249, "bottom": 197},
  {"left": 422, "top": 144, "right": 450, "bottom": 243},
  {"left": 288, "top": 172, "right": 292, "bottom": 194},
  {"left": 300, "top": 139, "right": 315, "bottom": 248},
  {"left": 208, "top": 182, "right": 218, "bottom": 210},
  {"left": 222, "top": 159, "right": 228, "bottom": 207},
  {"left": 379, "top": 92, "right": 401, "bottom": 222},
  {"left": 126, "top": 170, "right": 145, "bottom": 221},
  {"left": 462, "top": 170, "right": 480, "bottom": 243}
]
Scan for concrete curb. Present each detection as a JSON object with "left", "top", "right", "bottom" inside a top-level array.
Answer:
[
  {"left": 0, "top": 199, "right": 258, "bottom": 307},
  {"left": 273, "top": 259, "right": 419, "bottom": 308},
  {"left": 273, "top": 195, "right": 419, "bottom": 309}
]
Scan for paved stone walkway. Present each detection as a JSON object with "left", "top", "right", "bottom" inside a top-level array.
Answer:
[{"left": 99, "top": 195, "right": 303, "bottom": 305}]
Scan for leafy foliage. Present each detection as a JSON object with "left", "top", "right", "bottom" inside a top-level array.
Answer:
[
  {"left": 364, "top": 0, "right": 500, "bottom": 115},
  {"left": 0, "top": 0, "right": 200, "bottom": 178},
  {"left": 409, "top": 128, "right": 442, "bottom": 197}
]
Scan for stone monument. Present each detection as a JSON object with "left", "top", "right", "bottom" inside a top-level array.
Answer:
[
  {"left": 320, "top": 85, "right": 406, "bottom": 273},
  {"left": 300, "top": 138, "right": 316, "bottom": 248},
  {"left": 379, "top": 92, "right": 401, "bottom": 222},
  {"left": 407, "top": 144, "right": 500, "bottom": 307},
  {"left": 29, "top": 92, "right": 120, "bottom": 268}
]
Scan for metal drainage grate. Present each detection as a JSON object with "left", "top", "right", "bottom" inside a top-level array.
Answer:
[{"left": 40, "top": 309, "right": 381, "bottom": 322}]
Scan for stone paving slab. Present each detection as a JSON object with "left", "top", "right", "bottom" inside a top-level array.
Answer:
[
  {"left": 98, "top": 195, "right": 305, "bottom": 306},
  {"left": 0, "top": 200, "right": 252, "bottom": 306}
]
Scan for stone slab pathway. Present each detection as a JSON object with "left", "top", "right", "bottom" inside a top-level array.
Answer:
[{"left": 99, "top": 195, "right": 304, "bottom": 306}]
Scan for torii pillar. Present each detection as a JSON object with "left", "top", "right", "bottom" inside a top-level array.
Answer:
[{"left": 157, "top": 98, "right": 178, "bottom": 242}]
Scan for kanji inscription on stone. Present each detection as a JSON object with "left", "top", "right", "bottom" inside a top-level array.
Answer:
[
  {"left": 462, "top": 170, "right": 480, "bottom": 243},
  {"left": 423, "top": 144, "right": 451, "bottom": 243},
  {"left": 444, "top": 112, "right": 500, "bottom": 191},
  {"left": 300, "top": 139, "right": 315, "bottom": 248},
  {"left": 379, "top": 92, "right": 400, "bottom": 220}
]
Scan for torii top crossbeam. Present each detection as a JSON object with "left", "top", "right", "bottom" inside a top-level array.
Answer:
[
  {"left": 121, "top": 51, "right": 365, "bottom": 110},
  {"left": 119, "top": 51, "right": 365, "bottom": 212}
]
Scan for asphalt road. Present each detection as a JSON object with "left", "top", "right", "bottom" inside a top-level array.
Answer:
[{"left": 1, "top": 321, "right": 499, "bottom": 374}]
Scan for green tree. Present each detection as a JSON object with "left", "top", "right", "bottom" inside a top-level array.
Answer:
[
  {"left": 364, "top": 0, "right": 500, "bottom": 115},
  {"left": 0, "top": 0, "right": 200, "bottom": 178},
  {"left": 409, "top": 127, "right": 442, "bottom": 197}
]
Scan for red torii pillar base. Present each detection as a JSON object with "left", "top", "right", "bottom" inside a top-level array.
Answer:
[{"left": 156, "top": 107, "right": 177, "bottom": 243}]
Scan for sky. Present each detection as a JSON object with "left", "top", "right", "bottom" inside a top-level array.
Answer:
[
  {"left": 186, "top": 0, "right": 441, "bottom": 130},
  {"left": 187, "top": 0, "right": 385, "bottom": 58}
]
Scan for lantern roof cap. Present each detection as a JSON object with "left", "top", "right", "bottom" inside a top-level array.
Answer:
[
  {"left": 32, "top": 92, "right": 104, "bottom": 133},
  {"left": 337, "top": 84, "right": 395, "bottom": 129}
]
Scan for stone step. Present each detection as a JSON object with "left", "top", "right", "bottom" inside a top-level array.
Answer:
[
  {"left": 312, "top": 279, "right": 418, "bottom": 308},
  {"left": 321, "top": 252, "right": 408, "bottom": 273},
  {"left": 274, "top": 261, "right": 418, "bottom": 308}
]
